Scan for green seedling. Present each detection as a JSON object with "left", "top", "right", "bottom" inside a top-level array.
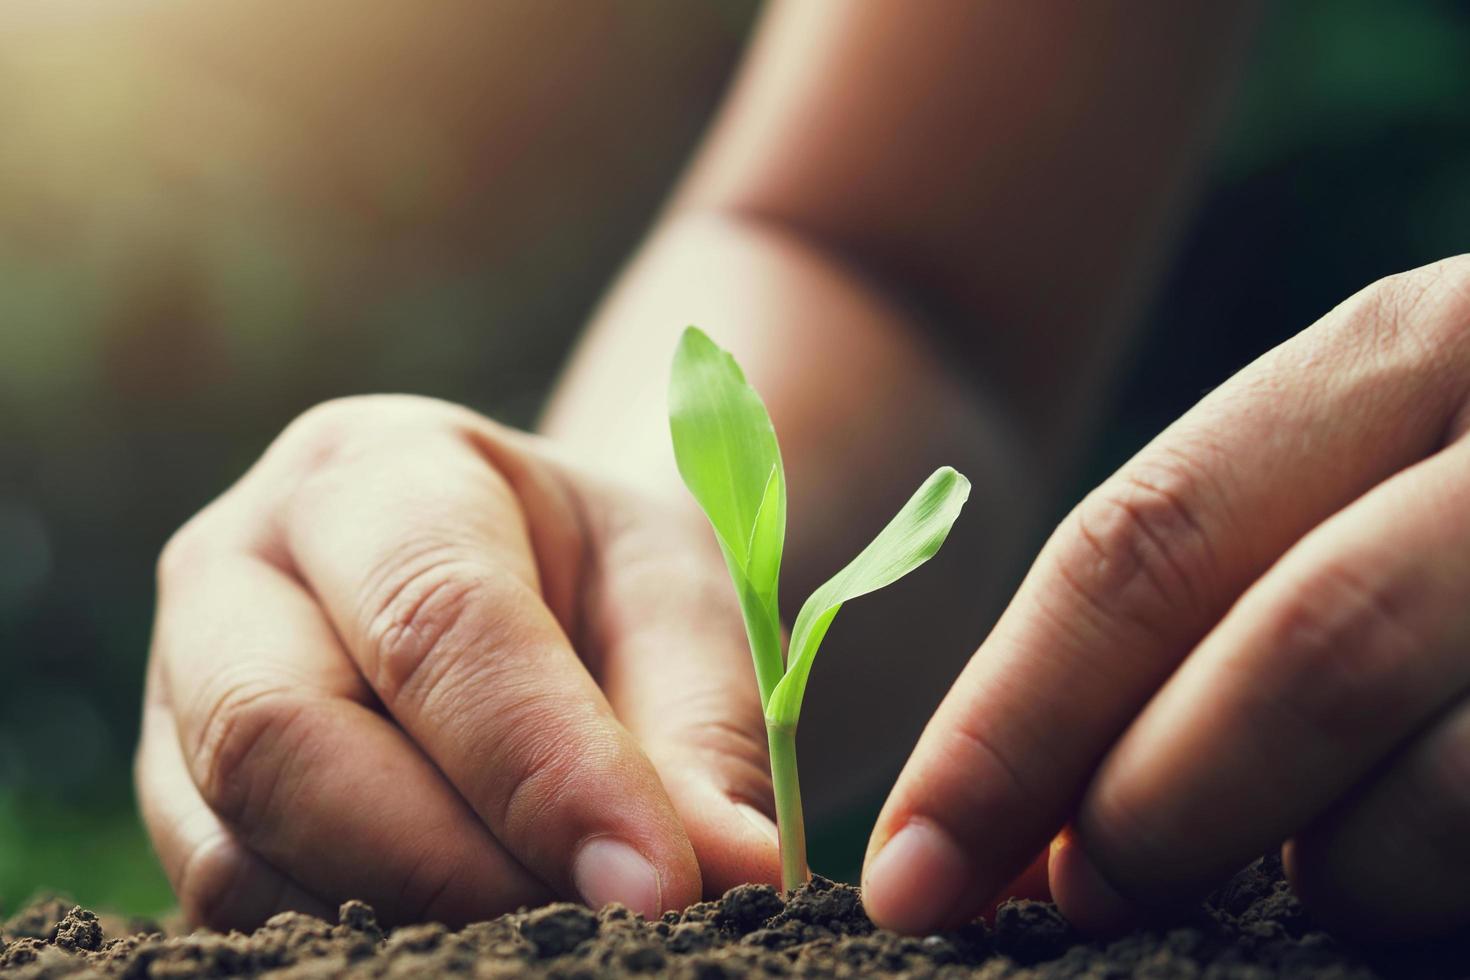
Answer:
[{"left": 668, "top": 326, "right": 971, "bottom": 892}]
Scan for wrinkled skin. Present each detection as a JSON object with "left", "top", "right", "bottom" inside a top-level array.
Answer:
[
  {"left": 138, "top": 396, "right": 781, "bottom": 928},
  {"left": 865, "top": 256, "right": 1470, "bottom": 942},
  {"left": 136, "top": 0, "right": 1470, "bottom": 944}
]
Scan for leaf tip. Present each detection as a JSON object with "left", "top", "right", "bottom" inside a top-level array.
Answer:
[{"left": 941, "top": 465, "right": 972, "bottom": 500}]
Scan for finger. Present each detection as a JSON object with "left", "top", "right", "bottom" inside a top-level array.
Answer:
[
  {"left": 1286, "top": 693, "right": 1470, "bottom": 941},
  {"left": 586, "top": 505, "right": 783, "bottom": 894},
  {"left": 136, "top": 692, "right": 332, "bottom": 930},
  {"left": 1054, "top": 434, "right": 1470, "bottom": 930},
  {"left": 155, "top": 518, "right": 549, "bottom": 925},
  {"left": 864, "top": 258, "right": 1470, "bottom": 932},
  {"left": 272, "top": 404, "right": 701, "bottom": 917}
]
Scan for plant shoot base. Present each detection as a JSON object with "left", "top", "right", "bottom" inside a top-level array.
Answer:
[{"left": 765, "top": 722, "right": 808, "bottom": 894}]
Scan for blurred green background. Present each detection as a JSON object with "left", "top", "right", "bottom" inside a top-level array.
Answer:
[{"left": 1, "top": 1, "right": 1467, "bottom": 917}]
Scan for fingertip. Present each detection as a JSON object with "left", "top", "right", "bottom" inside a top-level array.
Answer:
[
  {"left": 566, "top": 780, "right": 709, "bottom": 919},
  {"left": 669, "top": 781, "right": 781, "bottom": 895},
  {"left": 1048, "top": 828, "right": 1145, "bottom": 937},
  {"left": 573, "top": 836, "right": 668, "bottom": 920},
  {"left": 641, "top": 736, "right": 781, "bottom": 897},
  {"left": 636, "top": 817, "right": 705, "bottom": 917},
  {"left": 861, "top": 818, "right": 973, "bottom": 934}
]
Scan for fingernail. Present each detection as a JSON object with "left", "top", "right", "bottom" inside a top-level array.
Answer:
[
  {"left": 1049, "top": 830, "right": 1141, "bottom": 935},
  {"left": 862, "top": 819, "right": 970, "bottom": 933},
  {"left": 572, "top": 837, "right": 663, "bottom": 919},
  {"left": 735, "top": 803, "right": 779, "bottom": 846}
]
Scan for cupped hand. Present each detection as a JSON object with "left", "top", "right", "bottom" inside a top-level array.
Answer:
[
  {"left": 864, "top": 255, "right": 1470, "bottom": 941},
  {"left": 137, "top": 395, "right": 779, "bottom": 930}
]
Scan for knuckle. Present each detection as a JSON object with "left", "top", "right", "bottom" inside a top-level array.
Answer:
[
  {"left": 497, "top": 703, "right": 614, "bottom": 836},
  {"left": 685, "top": 717, "right": 771, "bottom": 782},
  {"left": 190, "top": 682, "right": 312, "bottom": 827},
  {"left": 282, "top": 394, "right": 379, "bottom": 441},
  {"left": 1258, "top": 560, "right": 1422, "bottom": 742},
  {"left": 676, "top": 712, "right": 774, "bottom": 804},
  {"left": 274, "top": 396, "right": 391, "bottom": 475},
  {"left": 363, "top": 547, "right": 528, "bottom": 705},
  {"left": 945, "top": 710, "right": 1042, "bottom": 817},
  {"left": 275, "top": 394, "right": 468, "bottom": 477},
  {"left": 284, "top": 394, "right": 432, "bottom": 440},
  {"left": 1058, "top": 453, "right": 1220, "bottom": 637},
  {"left": 157, "top": 516, "right": 213, "bottom": 585},
  {"left": 1332, "top": 257, "right": 1470, "bottom": 364}
]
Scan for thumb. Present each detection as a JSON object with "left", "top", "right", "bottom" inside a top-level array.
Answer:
[{"left": 590, "top": 523, "right": 783, "bottom": 895}]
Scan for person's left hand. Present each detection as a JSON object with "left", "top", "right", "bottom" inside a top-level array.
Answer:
[{"left": 862, "top": 255, "right": 1470, "bottom": 941}]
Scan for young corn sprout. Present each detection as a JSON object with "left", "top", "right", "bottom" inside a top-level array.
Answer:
[{"left": 668, "top": 326, "right": 971, "bottom": 892}]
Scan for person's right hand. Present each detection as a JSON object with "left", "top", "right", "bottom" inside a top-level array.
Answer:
[
  {"left": 136, "top": 395, "right": 781, "bottom": 930},
  {"left": 861, "top": 256, "right": 1470, "bottom": 940}
]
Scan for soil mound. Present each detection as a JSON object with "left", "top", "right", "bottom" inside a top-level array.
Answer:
[{"left": 2, "top": 856, "right": 1465, "bottom": 978}]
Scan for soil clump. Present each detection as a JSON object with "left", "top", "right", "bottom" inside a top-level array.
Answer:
[{"left": 2, "top": 856, "right": 1465, "bottom": 978}]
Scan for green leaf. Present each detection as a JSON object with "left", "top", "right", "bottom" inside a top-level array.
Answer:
[
  {"left": 746, "top": 463, "right": 783, "bottom": 609},
  {"left": 669, "top": 326, "right": 787, "bottom": 704},
  {"left": 766, "top": 466, "right": 971, "bottom": 727}
]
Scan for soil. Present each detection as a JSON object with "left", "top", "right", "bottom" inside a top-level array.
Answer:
[{"left": 2, "top": 856, "right": 1466, "bottom": 979}]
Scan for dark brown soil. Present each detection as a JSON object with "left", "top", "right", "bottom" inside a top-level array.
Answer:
[{"left": 2, "top": 856, "right": 1466, "bottom": 978}]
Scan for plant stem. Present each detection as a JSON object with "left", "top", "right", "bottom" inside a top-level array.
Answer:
[
  {"left": 745, "top": 601, "right": 785, "bottom": 709},
  {"left": 765, "top": 721, "right": 808, "bottom": 893}
]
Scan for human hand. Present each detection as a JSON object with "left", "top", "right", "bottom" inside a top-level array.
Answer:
[
  {"left": 137, "top": 395, "right": 779, "bottom": 929},
  {"left": 863, "top": 256, "right": 1470, "bottom": 940}
]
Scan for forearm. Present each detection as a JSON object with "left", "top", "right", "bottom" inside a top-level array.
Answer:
[
  {"left": 674, "top": 0, "right": 1259, "bottom": 446},
  {"left": 540, "top": 209, "right": 1043, "bottom": 613},
  {"left": 544, "top": 0, "right": 1258, "bottom": 577}
]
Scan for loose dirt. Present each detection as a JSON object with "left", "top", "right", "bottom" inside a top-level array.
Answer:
[{"left": 2, "top": 855, "right": 1465, "bottom": 978}]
